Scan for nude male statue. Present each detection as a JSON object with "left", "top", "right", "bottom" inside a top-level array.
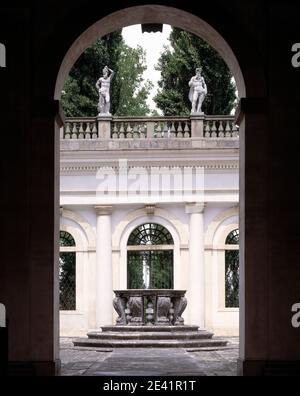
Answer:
[
  {"left": 96, "top": 66, "right": 114, "bottom": 115},
  {"left": 189, "top": 68, "right": 207, "bottom": 114}
]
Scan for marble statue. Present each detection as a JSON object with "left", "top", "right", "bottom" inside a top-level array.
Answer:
[
  {"left": 96, "top": 66, "right": 114, "bottom": 115},
  {"left": 189, "top": 67, "right": 207, "bottom": 114}
]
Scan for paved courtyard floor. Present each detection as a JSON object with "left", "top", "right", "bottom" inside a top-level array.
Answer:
[{"left": 60, "top": 337, "right": 239, "bottom": 376}]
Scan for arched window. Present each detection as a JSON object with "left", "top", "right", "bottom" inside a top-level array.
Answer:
[
  {"left": 225, "top": 229, "right": 239, "bottom": 308},
  {"left": 59, "top": 231, "right": 76, "bottom": 310},
  {"left": 127, "top": 223, "right": 174, "bottom": 289}
]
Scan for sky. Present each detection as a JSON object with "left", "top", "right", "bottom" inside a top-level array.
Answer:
[{"left": 122, "top": 24, "right": 172, "bottom": 113}]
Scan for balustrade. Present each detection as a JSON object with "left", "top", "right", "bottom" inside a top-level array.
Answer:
[{"left": 61, "top": 115, "right": 238, "bottom": 140}]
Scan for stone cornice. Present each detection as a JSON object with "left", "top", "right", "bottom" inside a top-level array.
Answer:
[
  {"left": 60, "top": 137, "right": 239, "bottom": 152},
  {"left": 60, "top": 163, "right": 238, "bottom": 174}
]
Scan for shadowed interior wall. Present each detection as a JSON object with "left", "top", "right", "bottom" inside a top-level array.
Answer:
[{"left": 0, "top": 0, "right": 300, "bottom": 375}]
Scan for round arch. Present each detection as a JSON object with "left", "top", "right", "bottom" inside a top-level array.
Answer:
[
  {"left": 114, "top": 210, "right": 183, "bottom": 290},
  {"left": 61, "top": 208, "right": 96, "bottom": 248},
  {"left": 60, "top": 224, "right": 86, "bottom": 250},
  {"left": 112, "top": 207, "right": 188, "bottom": 247},
  {"left": 205, "top": 206, "right": 239, "bottom": 246},
  {"left": 54, "top": 5, "right": 246, "bottom": 100}
]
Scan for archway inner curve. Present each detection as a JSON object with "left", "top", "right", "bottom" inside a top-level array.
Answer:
[{"left": 54, "top": 5, "right": 246, "bottom": 100}]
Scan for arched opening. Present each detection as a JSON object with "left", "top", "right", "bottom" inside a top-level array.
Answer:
[
  {"left": 225, "top": 229, "right": 239, "bottom": 308},
  {"left": 54, "top": 4, "right": 249, "bottom": 376},
  {"left": 127, "top": 223, "right": 174, "bottom": 289},
  {"left": 55, "top": 6, "right": 246, "bottom": 100},
  {"left": 59, "top": 231, "right": 76, "bottom": 311}
]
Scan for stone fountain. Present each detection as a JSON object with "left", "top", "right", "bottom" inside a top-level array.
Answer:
[{"left": 73, "top": 290, "right": 227, "bottom": 349}]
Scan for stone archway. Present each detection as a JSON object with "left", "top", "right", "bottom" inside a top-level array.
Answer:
[
  {"left": 50, "top": 4, "right": 266, "bottom": 376},
  {"left": 54, "top": 5, "right": 246, "bottom": 99}
]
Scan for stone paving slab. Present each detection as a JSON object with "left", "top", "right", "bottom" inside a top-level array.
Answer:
[{"left": 60, "top": 337, "right": 239, "bottom": 376}]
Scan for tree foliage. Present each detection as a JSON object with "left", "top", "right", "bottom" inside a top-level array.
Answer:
[
  {"left": 154, "top": 28, "right": 237, "bottom": 116},
  {"left": 61, "top": 31, "right": 152, "bottom": 117},
  {"left": 114, "top": 44, "right": 153, "bottom": 116}
]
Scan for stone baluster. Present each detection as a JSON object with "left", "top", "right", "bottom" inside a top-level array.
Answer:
[
  {"left": 65, "top": 122, "right": 71, "bottom": 139},
  {"left": 170, "top": 122, "right": 176, "bottom": 138},
  {"left": 112, "top": 123, "right": 118, "bottom": 138},
  {"left": 92, "top": 123, "right": 98, "bottom": 139},
  {"left": 126, "top": 123, "right": 133, "bottom": 139},
  {"left": 133, "top": 123, "right": 139, "bottom": 138},
  {"left": 85, "top": 122, "right": 91, "bottom": 139},
  {"left": 162, "top": 122, "right": 168, "bottom": 138},
  {"left": 145, "top": 298, "right": 155, "bottom": 326},
  {"left": 204, "top": 121, "right": 210, "bottom": 137},
  {"left": 219, "top": 121, "right": 225, "bottom": 137},
  {"left": 177, "top": 122, "right": 183, "bottom": 138},
  {"left": 71, "top": 123, "right": 78, "bottom": 139},
  {"left": 78, "top": 122, "right": 84, "bottom": 139},
  {"left": 184, "top": 122, "right": 190, "bottom": 137},
  {"left": 211, "top": 121, "right": 217, "bottom": 137},
  {"left": 225, "top": 120, "right": 231, "bottom": 137},
  {"left": 119, "top": 123, "right": 125, "bottom": 138}
]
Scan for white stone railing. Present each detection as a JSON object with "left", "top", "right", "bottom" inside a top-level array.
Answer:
[
  {"left": 204, "top": 116, "right": 239, "bottom": 138},
  {"left": 112, "top": 116, "right": 191, "bottom": 139},
  {"left": 62, "top": 117, "right": 98, "bottom": 140},
  {"left": 61, "top": 115, "right": 238, "bottom": 140}
]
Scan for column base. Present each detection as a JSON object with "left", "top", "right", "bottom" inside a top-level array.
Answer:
[
  {"left": 8, "top": 359, "right": 61, "bottom": 376},
  {"left": 238, "top": 358, "right": 300, "bottom": 376}
]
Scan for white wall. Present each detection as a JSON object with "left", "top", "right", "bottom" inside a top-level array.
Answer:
[{"left": 59, "top": 166, "right": 239, "bottom": 336}]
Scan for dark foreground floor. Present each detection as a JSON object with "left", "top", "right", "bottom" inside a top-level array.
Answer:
[{"left": 60, "top": 337, "right": 239, "bottom": 376}]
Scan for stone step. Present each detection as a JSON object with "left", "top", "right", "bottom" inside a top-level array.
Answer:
[
  {"left": 100, "top": 325, "right": 200, "bottom": 333},
  {"left": 73, "top": 338, "right": 227, "bottom": 349},
  {"left": 87, "top": 330, "right": 213, "bottom": 341}
]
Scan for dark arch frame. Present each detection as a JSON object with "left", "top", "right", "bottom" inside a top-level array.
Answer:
[{"left": 28, "top": 2, "right": 268, "bottom": 376}]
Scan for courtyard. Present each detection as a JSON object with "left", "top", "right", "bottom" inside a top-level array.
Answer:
[{"left": 60, "top": 337, "right": 239, "bottom": 376}]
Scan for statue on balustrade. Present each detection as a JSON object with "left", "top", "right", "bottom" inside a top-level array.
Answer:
[
  {"left": 96, "top": 66, "right": 114, "bottom": 115},
  {"left": 189, "top": 67, "right": 207, "bottom": 114}
]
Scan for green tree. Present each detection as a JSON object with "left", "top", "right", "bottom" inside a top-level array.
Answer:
[
  {"left": 61, "top": 32, "right": 152, "bottom": 117},
  {"left": 128, "top": 252, "right": 145, "bottom": 289},
  {"left": 154, "top": 28, "right": 237, "bottom": 116},
  {"left": 114, "top": 44, "right": 153, "bottom": 116}
]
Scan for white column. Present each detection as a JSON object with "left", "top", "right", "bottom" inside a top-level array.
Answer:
[
  {"left": 186, "top": 203, "right": 205, "bottom": 328},
  {"left": 95, "top": 205, "right": 113, "bottom": 327}
]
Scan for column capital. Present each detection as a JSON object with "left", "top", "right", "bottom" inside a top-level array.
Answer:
[
  {"left": 95, "top": 205, "right": 113, "bottom": 216},
  {"left": 185, "top": 202, "right": 206, "bottom": 214}
]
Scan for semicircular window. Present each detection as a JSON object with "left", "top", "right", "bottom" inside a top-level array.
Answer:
[
  {"left": 225, "top": 229, "right": 239, "bottom": 308},
  {"left": 59, "top": 231, "right": 76, "bottom": 311},
  {"left": 127, "top": 223, "right": 174, "bottom": 289}
]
